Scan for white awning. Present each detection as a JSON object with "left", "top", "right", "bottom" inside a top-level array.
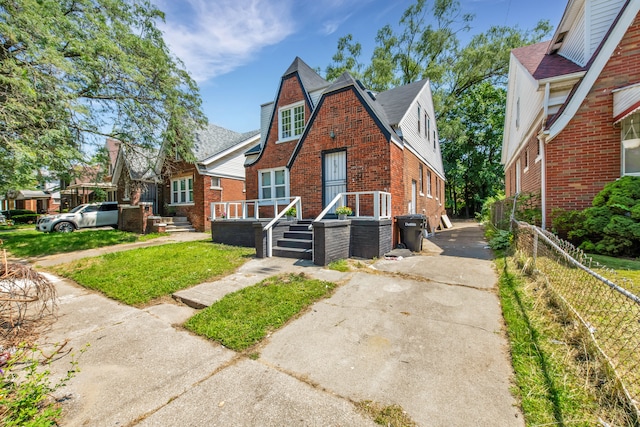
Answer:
[
  {"left": 15, "top": 190, "right": 50, "bottom": 200},
  {"left": 613, "top": 82, "right": 640, "bottom": 123}
]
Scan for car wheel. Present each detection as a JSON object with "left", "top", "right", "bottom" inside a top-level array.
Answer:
[{"left": 54, "top": 221, "right": 75, "bottom": 233}]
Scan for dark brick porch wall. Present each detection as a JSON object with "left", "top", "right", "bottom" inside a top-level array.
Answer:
[
  {"left": 254, "top": 221, "right": 290, "bottom": 258},
  {"left": 350, "top": 219, "right": 392, "bottom": 259},
  {"left": 313, "top": 220, "right": 351, "bottom": 266},
  {"left": 211, "top": 220, "right": 258, "bottom": 247},
  {"left": 118, "top": 203, "right": 153, "bottom": 234},
  {"left": 313, "top": 218, "right": 392, "bottom": 265}
]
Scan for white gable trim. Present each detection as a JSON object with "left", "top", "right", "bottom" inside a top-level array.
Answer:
[
  {"left": 547, "top": 2, "right": 637, "bottom": 141},
  {"left": 199, "top": 134, "right": 260, "bottom": 167}
]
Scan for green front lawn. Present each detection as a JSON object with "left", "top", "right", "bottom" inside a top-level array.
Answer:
[
  {"left": 53, "top": 241, "right": 254, "bottom": 305},
  {"left": 0, "top": 229, "right": 167, "bottom": 258},
  {"left": 588, "top": 253, "right": 640, "bottom": 296},
  {"left": 185, "top": 273, "right": 336, "bottom": 351}
]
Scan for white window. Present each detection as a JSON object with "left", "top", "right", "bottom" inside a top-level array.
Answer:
[
  {"left": 279, "top": 102, "right": 305, "bottom": 142},
  {"left": 426, "top": 114, "right": 430, "bottom": 139},
  {"left": 210, "top": 176, "right": 221, "bottom": 189},
  {"left": 621, "top": 112, "right": 640, "bottom": 176},
  {"left": 436, "top": 178, "right": 441, "bottom": 203},
  {"left": 259, "top": 168, "right": 288, "bottom": 200},
  {"left": 427, "top": 170, "right": 432, "bottom": 197},
  {"left": 417, "top": 105, "right": 421, "bottom": 133},
  {"left": 418, "top": 164, "right": 424, "bottom": 194},
  {"left": 171, "top": 176, "right": 193, "bottom": 204}
]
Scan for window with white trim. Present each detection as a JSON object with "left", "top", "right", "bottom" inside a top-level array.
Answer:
[
  {"left": 621, "top": 112, "right": 640, "bottom": 176},
  {"left": 427, "top": 170, "right": 432, "bottom": 197},
  {"left": 418, "top": 164, "right": 424, "bottom": 194},
  {"left": 417, "top": 105, "right": 421, "bottom": 133},
  {"left": 210, "top": 176, "right": 221, "bottom": 189},
  {"left": 171, "top": 176, "right": 193, "bottom": 204},
  {"left": 279, "top": 102, "right": 305, "bottom": 141},
  {"left": 259, "top": 168, "right": 287, "bottom": 200}
]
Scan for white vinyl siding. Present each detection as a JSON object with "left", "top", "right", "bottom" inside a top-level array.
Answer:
[
  {"left": 590, "top": 0, "right": 625, "bottom": 57},
  {"left": 171, "top": 177, "right": 193, "bottom": 204},
  {"left": 559, "top": 2, "right": 586, "bottom": 66}
]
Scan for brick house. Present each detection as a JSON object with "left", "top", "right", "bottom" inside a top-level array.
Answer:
[
  {"left": 160, "top": 124, "right": 260, "bottom": 231},
  {"left": 244, "top": 57, "right": 446, "bottom": 246},
  {"left": 502, "top": 0, "right": 640, "bottom": 228},
  {"left": 111, "top": 144, "right": 160, "bottom": 210}
]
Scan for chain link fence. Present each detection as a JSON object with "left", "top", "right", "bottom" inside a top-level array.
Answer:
[{"left": 512, "top": 219, "right": 640, "bottom": 416}]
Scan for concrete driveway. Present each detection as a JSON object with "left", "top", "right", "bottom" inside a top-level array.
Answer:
[{"left": 39, "top": 221, "right": 522, "bottom": 426}]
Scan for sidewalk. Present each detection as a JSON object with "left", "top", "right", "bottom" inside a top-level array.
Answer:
[{"left": 38, "top": 221, "right": 522, "bottom": 426}]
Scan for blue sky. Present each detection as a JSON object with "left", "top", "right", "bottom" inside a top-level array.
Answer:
[{"left": 152, "top": 0, "right": 566, "bottom": 133}]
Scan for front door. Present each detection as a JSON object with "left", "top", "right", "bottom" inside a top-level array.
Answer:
[{"left": 323, "top": 150, "right": 346, "bottom": 212}]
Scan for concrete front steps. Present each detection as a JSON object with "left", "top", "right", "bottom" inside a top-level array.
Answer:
[
  {"left": 161, "top": 216, "right": 196, "bottom": 233},
  {"left": 273, "top": 220, "right": 313, "bottom": 260}
]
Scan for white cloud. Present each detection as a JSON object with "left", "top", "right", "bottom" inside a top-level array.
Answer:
[
  {"left": 320, "top": 13, "right": 352, "bottom": 36},
  {"left": 154, "top": 0, "right": 295, "bottom": 82}
]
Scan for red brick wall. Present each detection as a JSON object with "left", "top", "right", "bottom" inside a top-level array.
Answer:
[
  {"left": 403, "top": 149, "right": 445, "bottom": 231},
  {"left": 505, "top": 133, "right": 542, "bottom": 200},
  {"left": 545, "top": 12, "right": 640, "bottom": 219},
  {"left": 289, "top": 88, "right": 394, "bottom": 218},
  {"left": 246, "top": 75, "right": 310, "bottom": 201}
]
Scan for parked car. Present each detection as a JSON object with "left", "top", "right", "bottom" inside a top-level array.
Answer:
[{"left": 36, "top": 202, "right": 119, "bottom": 232}]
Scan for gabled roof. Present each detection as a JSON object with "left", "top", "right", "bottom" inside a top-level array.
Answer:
[
  {"left": 283, "top": 57, "right": 330, "bottom": 93},
  {"left": 512, "top": 40, "right": 585, "bottom": 81},
  {"left": 376, "top": 79, "right": 429, "bottom": 126},
  {"left": 121, "top": 146, "right": 159, "bottom": 181},
  {"left": 192, "top": 124, "right": 258, "bottom": 162}
]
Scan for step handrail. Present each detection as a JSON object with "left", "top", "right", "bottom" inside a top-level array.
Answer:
[{"left": 263, "top": 197, "right": 301, "bottom": 257}]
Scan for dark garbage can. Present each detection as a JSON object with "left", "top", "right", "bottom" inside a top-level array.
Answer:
[{"left": 396, "top": 214, "right": 426, "bottom": 252}]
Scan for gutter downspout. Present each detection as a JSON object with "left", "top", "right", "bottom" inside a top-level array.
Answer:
[{"left": 540, "top": 82, "right": 551, "bottom": 230}]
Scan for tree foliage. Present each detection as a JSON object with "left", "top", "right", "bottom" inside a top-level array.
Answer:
[
  {"left": 325, "top": 0, "right": 552, "bottom": 216},
  {"left": 0, "top": 0, "right": 206, "bottom": 194}
]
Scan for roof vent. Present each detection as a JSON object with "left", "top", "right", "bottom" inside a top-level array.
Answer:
[
  {"left": 356, "top": 79, "right": 367, "bottom": 91},
  {"left": 367, "top": 90, "right": 377, "bottom": 100}
]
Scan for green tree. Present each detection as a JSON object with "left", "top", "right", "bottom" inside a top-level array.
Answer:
[
  {"left": 0, "top": 0, "right": 206, "bottom": 194},
  {"left": 325, "top": 0, "right": 552, "bottom": 216}
]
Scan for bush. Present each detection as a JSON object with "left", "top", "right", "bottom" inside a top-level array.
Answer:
[
  {"left": 551, "top": 209, "right": 587, "bottom": 244},
  {"left": 3, "top": 209, "right": 36, "bottom": 218},
  {"left": 578, "top": 176, "right": 640, "bottom": 257},
  {"left": 10, "top": 214, "right": 38, "bottom": 224}
]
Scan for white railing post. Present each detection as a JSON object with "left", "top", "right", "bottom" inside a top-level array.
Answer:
[{"left": 373, "top": 191, "right": 380, "bottom": 220}]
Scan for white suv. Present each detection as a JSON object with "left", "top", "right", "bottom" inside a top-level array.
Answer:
[{"left": 36, "top": 202, "right": 119, "bottom": 233}]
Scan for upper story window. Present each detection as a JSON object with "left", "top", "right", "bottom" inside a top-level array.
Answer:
[
  {"left": 279, "top": 102, "right": 305, "bottom": 142},
  {"left": 425, "top": 114, "right": 430, "bottom": 139},
  {"left": 172, "top": 176, "right": 193, "bottom": 204},
  {"left": 417, "top": 105, "right": 421, "bottom": 133},
  {"left": 210, "top": 176, "right": 221, "bottom": 189},
  {"left": 621, "top": 113, "right": 640, "bottom": 176}
]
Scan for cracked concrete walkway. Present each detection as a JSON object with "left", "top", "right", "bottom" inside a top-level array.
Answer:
[{"left": 38, "top": 221, "right": 523, "bottom": 426}]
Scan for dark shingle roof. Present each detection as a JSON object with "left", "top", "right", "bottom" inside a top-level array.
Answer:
[
  {"left": 192, "top": 124, "right": 259, "bottom": 161},
  {"left": 283, "top": 57, "right": 330, "bottom": 93},
  {"left": 376, "top": 79, "right": 429, "bottom": 126},
  {"left": 512, "top": 40, "right": 585, "bottom": 80},
  {"left": 122, "top": 146, "right": 159, "bottom": 181}
]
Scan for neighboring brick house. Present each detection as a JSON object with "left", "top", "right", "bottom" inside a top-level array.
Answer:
[
  {"left": 161, "top": 124, "right": 260, "bottom": 231},
  {"left": 111, "top": 144, "right": 160, "bottom": 211},
  {"left": 245, "top": 57, "right": 446, "bottom": 238},
  {"left": 502, "top": 0, "right": 640, "bottom": 228}
]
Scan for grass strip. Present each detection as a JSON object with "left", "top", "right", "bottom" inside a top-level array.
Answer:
[
  {"left": 185, "top": 273, "right": 336, "bottom": 351},
  {"left": 52, "top": 241, "right": 254, "bottom": 305},
  {"left": 495, "top": 255, "right": 633, "bottom": 425},
  {"left": 0, "top": 229, "right": 167, "bottom": 258}
]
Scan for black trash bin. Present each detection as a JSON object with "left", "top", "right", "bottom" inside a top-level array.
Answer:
[{"left": 396, "top": 214, "right": 426, "bottom": 252}]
